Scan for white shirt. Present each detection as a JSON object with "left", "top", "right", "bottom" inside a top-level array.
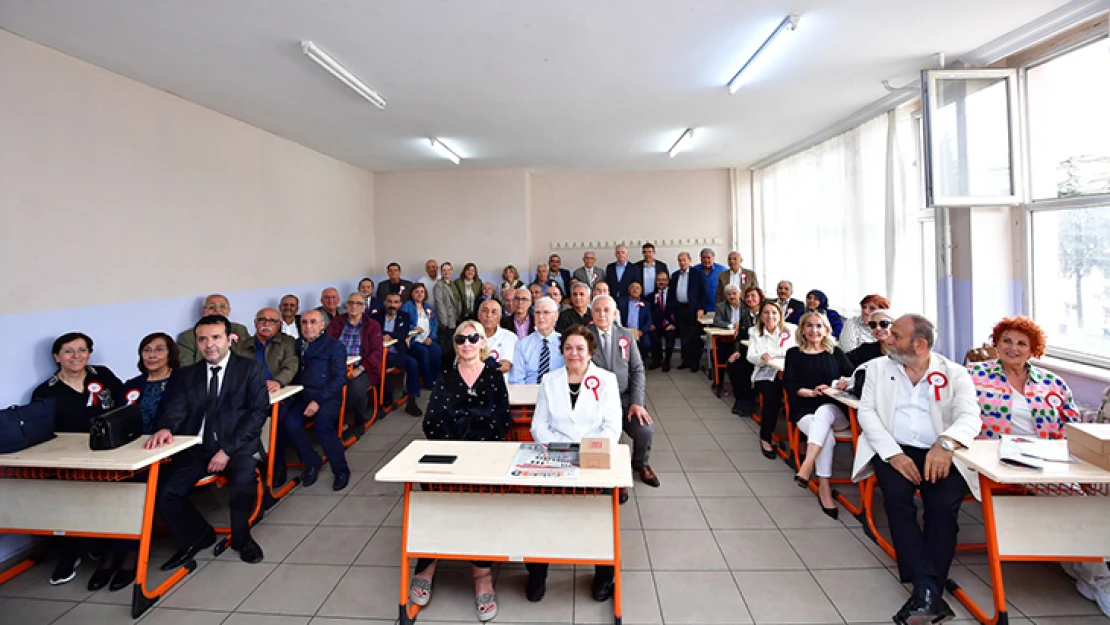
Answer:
[
  {"left": 200, "top": 350, "right": 232, "bottom": 435},
  {"left": 728, "top": 305, "right": 741, "bottom": 326},
  {"left": 641, "top": 263, "right": 658, "bottom": 296},
  {"left": 727, "top": 270, "right": 745, "bottom": 290},
  {"left": 413, "top": 306, "right": 431, "bottom": 340},
  {"left": 281, "top": 319, "right": 299, "bottom": 339},
  {"left": 890, "top": 367, "right": 939, "bottom": 449},
  {"left": 676, "top": 271, "right": 689, "bottom": 303},
  {"left": 418, "top": 275, "right": 438, "bottom": 296},
  {"left": 1008, "top": 386, "right": 1036, "bottom": 435},
  {"left": 484, "top": 327, "right": 518, "bottom": 375}
]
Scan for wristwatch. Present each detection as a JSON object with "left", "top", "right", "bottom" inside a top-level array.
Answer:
[{"left": 938, "top": 438, "right": 957, "bottom": 452}]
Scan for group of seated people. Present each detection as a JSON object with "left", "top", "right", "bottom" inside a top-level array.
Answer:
[{"left": 20, "top": 241, "right": 1108, "bottom": 624}]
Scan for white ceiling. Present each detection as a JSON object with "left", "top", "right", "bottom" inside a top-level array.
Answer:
[{"left": 0, "top": 0, "right": 1070, "bottom": 172}]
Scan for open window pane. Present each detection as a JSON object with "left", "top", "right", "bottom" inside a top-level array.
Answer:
[
  {"left": 1028, "top": 39, "right": 1110, "bottom": 200},
  {"left": 1030, "top": 205, "right": 1110, "bottom": 362}
]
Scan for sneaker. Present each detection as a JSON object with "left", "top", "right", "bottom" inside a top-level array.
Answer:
[
  {"left": 50, "top": 556, "right": 81, "bottom": 585},
  {"left": 1076, "top": 577, "right": 1110, "bottom": 617}
]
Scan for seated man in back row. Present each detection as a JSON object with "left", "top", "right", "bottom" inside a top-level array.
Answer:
[
  {"left": 377, "top": 292, "right": 424, "bottom": 416},
  {"left": 478, "top": 298, "right": 516, "bottom": 379},
  {"left": 556, "top": 282, "right": 592, "bottom": 333},
  {"left": 326, "top": 293, "right": 385, "bottom": 429},
  {"left": 177, "top": 294, "right": 250, "bottom": 366}
]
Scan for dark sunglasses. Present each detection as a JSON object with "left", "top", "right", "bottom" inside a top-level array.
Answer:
[
  {"left": 454, "top": 333, "right": 481, "bottom": 345},
  {"left": 868, "top": 320, "right": 893, "bottom": 330}
]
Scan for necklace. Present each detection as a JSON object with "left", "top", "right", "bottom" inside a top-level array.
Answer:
[{"left": 568, "top": 385, "right": 582, "bottom": 396}]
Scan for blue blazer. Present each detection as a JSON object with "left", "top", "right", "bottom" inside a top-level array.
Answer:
[
  {"left": 605, "top": 263, "right": 643, "bottom": 299},
  {"left": 379, "top": 312, "right": 414, "bottom": 356},
  {"left": 551, "top": 268, "right": 573, "bottom": 293},
  {"left": 294, "top": 334, "right": 347, "bottom": 411},
  {"left": 400, "top": 300, "right": 439, "bottom": 342},
  {"left": 667, "top": 269, "right": 707, "bottom": 313},
  {"left": 617, "top": 296, "right": 653, "bottom": 333}
]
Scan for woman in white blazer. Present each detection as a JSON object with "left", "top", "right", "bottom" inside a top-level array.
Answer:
[
  {"left": 527, "top": 325, "right": 622, "bottom": 605},
  {"left": 746, "top": 300, "right": 797, "bottom": 458}
]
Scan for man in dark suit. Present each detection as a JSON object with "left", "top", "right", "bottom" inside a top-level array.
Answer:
[
  {"left": 547, "top": 254, "right": 573, "bottom": 295},
  {"left": 634, "top": 242, "right": 669, "bottom": 300},
  {"left": 501, "top": 287, "right": 535, "bottom": 339},
  {"left": 145, "top": 315, "right": 269, "bottom": 567},
  {"left": 358, "top": 277, "right": 386, "bottom": 318},
  {"left": 279, "top": 294, "right": 302, "bottom": 339},
  {"left": 604, "top": 245, "right": 642, "bottom": 299},
  {"left": 669, "top": 252, "right": 708, "bottom": 372},
  {"left": 774, "top": 280, "right": 805, "bottom": 324},
  {"left": 616, "top": 281, "right": 653, "bottom": 360},
  {"left": 375, "top": 262, "right": 414, "bottom": 302},
  {"left": 380, "top": 292, "right": 423, "bottom": 416},
  {"left": 651, "top": 272, "right": 677, "bottom": 371}
]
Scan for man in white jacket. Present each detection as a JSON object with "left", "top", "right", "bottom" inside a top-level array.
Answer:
[{"left": 852, "top": 314, "right": 980, "bottom": 625}]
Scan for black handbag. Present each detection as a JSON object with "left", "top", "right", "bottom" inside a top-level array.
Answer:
[
  {"left": 89, "top": 404, "right": 143, "bottom": 451},
  {"left": 0, "top": 398, "right": 57, "bottom": 453}
]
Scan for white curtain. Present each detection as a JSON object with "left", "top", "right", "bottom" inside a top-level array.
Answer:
[{"left": 750, "top": 108, "right": 922, "bottom": 315}]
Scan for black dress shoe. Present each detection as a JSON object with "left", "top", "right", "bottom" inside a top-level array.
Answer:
[
  {"left": 591, "top": 579, "right": 615, "bottom": 602},
  {"left": 525, "top": 571, "right": 547, "bottom": 602},
  {"left": 161, "top": 529, "right": 217, "bottom": 571},
  {"left": 731, "top": 402, "right": 742, "bottom": 415},
  {"left": 676, "top": 363, "right": 689, "bottom": 370},
  {"left": 661, "top": 363, "right": 671, "bottom": 372},
  {"left": 405, "top": 400, "right": 423, "bottom": 417},
  {"left": 894, "top": 585, "right": 954, "bottom": 625},
  {"left": 332, "top": 471, "right": 351, "bottom": 491},
  {"left": 272, "top": 467, "right": 287, "bottom": 488},
  {"left": 301, "top": 465, "right": 319, "bottom": 488},
  {"left": 109, "top": 568, "right": 135, "bottom": 592},
  {"left": 618, "top": 488, "right": 629, "bottom": 505},
  {"left": 236, "top": 539, "right": 264, "bottom": 564},
  {"left": 87, "top": 568, "right": 114, "bottom": 591}
]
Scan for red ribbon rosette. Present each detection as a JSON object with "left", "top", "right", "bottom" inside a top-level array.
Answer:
[
  {"left": 584, "top": 375, "right": 601, "bottom": 401},
  {"left": 1045, "top": 392, "right": 1065, "bottom": 417},
  {"left": 926, "top": 371, "right": 948, "bottom": 401},
  {"left": 230, "top": 332, "right": 241, "bottom": 343},
  {"left": 125, "top": 389, "right": 141, "bottom": 405},
  {"left": 618, "top": 336, "right": 630, "bottom": 359},
  {"left": 779, "top": 330, "right": 791, "bottom": 348},
  {"left": 490, "top": 349, "right": 500, "bottom": 361},
  {"left": 87, "top": 381, "right": 103, "bottom": 406}
]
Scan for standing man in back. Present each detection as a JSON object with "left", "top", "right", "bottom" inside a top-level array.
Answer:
[
  {"left": 634, "top": 242, "right": 668, "bottom": 299},
  {"left": 418, "top": 259, "right": 439, "bottom": 296},
  {"left": 697, "top": 248, "right": 727, "bottom": 313},
  {"left": 548, "top": 254, "right": 572, "bottom": 295},
  {"left": 715, "top": 251, "right": 759, "bottom": 303},
  {"left": 376, "top": 262, "right": 414, "bottom": 302},
  {"left": 670, "top": 252, "right": 707, "bottom": 372},
  {"left": 605, "top": 245, "right": 641, "bottom": 300},
  {"left": 177, "top": 294, "right": 249, "bottom": 366},
  {"left": 573, "top": 251, "right": 605, "bottom": 290}
]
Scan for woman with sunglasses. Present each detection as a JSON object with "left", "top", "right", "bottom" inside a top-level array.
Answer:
[
  {"left": 409, "top": 320, "right": 510, "bottom": 622},
  {"left": 746, "top": 301, "right": 796, "bottom": 458},
  {"left": 839, "top": 294, "right": 891, "bottom": 352}
]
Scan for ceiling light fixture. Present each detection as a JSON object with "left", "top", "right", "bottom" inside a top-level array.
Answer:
[
  {"left": 429, "top": 138, "right": 461, "bottom": 164},
  {"left": 727, "top": 15, "right": 799, "bottom": 94},
  {"left": 667, "top": 128, "right": 695, "bottom": 158},
  {"left": 301, "top": 41, "right": 386, "bottom": 109}
]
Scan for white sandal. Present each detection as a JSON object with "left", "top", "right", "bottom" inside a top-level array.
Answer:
[{"left": 410, "top": 576, "right": 433, "bottom": 607}]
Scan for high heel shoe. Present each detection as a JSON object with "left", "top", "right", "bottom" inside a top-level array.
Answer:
[
  {"left": 760, "top": 443, "right": 776, "bottom": 460},
  {"left": 820, "top": 502, "right": 839, "bottom": 520},
  {"left": 793, "top": 474, "right": 809, "bottom": 489}
]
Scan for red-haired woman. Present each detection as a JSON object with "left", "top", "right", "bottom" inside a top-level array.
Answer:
[{"left": 838, "top": 294, "right": 891, "bottom": 352}]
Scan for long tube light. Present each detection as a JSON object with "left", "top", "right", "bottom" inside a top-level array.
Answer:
[
  {"left": 429, "top": 138, "right": 461, "bottom": 164},
  {"left": 727, "top": 15, "right": 799, "bottom": 94},
  {"left": 667, "top": 128, "right": 695, "bottom": 158},
  {"left": 301, "top": 41, "right": 387, "bottom": 109}
]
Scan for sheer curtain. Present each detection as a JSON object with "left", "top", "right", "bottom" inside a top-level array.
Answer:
[{"left": 750, "top": 108, "right": 922, "bottom": 315}]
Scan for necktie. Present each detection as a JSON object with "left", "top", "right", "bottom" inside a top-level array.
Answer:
[
  {"left": 538, "top": 338, "right": 550, "bottom": 383},
  {"left": 601, "top": 332, "right": 610, "bottom": 363},
  {"left": 206, "top": 365, "right": 221, "bottom": 445}
]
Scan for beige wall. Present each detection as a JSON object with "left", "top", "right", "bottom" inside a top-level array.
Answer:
[{"left": 0, "top": 30, "right": 375, "bottom": 316}]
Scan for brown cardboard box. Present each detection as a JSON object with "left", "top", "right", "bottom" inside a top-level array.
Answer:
[
  {"left": 580, "top": 438, "right": 611, "bottom": 469},
  {"left": 1067, "top": 423, "right": 1110, "bottom": 471}
]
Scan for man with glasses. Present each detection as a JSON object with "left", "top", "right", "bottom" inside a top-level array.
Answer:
[
  {"left": 325, "top": 293, "right": 384, "bottom": 430},
  {"left": 478, "top": 298, "right": 517, "bottom": 379},
  {"left": 501, "top": 288, "right": 535, "bottom": 339},
  {"left": 235, "top": 308, "right": 299, "bottom": 394},
  {"left": 177, "top": 294, "right": 250, "bottom": 366},
  {"left": 508, "top": 298, "right": 563, "bottom": 384}
]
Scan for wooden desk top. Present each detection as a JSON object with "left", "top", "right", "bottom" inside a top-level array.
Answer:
[
  {"left": 704, "top": 327, "right": 735, "bottom": 337},
  {"left": 822, "top": 389, "right": 859, "bottom": 409},
  {"left": 384, "top": 337, "right": 397, "bottom": 348},
  {"left": 375, "top": 440, "right": 633, "bottom": 488},
  {"left": 508, "top": 384, "right": 539, "bottom": 406},
  {"left": 740, "top": 340, "right": 750, "bottom": 347},
  {"left": 0, "top": 433, "right": 201, "bottom": 471},
  {"left": 955, "top": 440, "right": 1110, "bottom": 485},
  {"left": 270, "top": 384, "right": 303, "bottom": 405},
  {"left": 699, "top": 313, "right": 715, "bottom": 325},
  {"left": 346, "top": 356, "right": 361, "bottom": 366},
  {"left": 768, "top": 357, "right": 785, "bottom": 372}
]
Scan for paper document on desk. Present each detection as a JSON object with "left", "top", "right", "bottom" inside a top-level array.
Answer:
[
  {"left": 998, "top": 435, "right": 1072, "bottom": 469},
  {"left": 508, "top": 443, "right": 579, "bottom": 479}
]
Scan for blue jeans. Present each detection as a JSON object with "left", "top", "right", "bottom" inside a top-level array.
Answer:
[
  {"left": 386, "top": 351, "right": 421, "bottom": 398},
  {"left": 278, "top": 399, "right": 349, "bottom": 475},
  {"left": 409, "top": 341, "right": 442, "bottom": 387}
]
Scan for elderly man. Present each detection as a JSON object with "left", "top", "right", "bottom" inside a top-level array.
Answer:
[
  {"left": 670, "top": 252, "right": 708, "bottom": 372},
  {"left": 573, "top": 251, "right": 605, "bottom": 289},
  {"left": 619, "top": 282, "right": 653, "bottom": 359},
  {"left": 590, "top": 295, "right": 658, "bottom": 492},
  {"left": 634, "top": 242, "right": 669, "bottom": 299},
  {"left": 177, "top": 294, "right": 250, "bottom": 366},
  {"left": 528, "top": 283, "right": 544, "bottom": 304},
  {"left": 499, "top": 285, "right": 517, "bottom": 319},
  {"left": 715, "top": 285, "right": 758, "bottom": 415},
  {"left": 715, "top": 252, "right": 759, "bottom": 303},
  {"left": 378, "top": 293, "right": 423, "bottom": 416},
  {"left": 556, "top": 282, "right": 593, "bottom": 334},
  {"left": 279, "top": 294, "right": 301, "bottom": 339},
  {"left": 501, "top": 287, "right": 534, "bottom": 339},
  {"left": 376, "top": 262, "right": 414, "bottom": 302},
  {"left": 418, "top": 259, "right": 439, "bottom": 295},
  {"left": 280, "top": 310, "right": 351, "bottom": 490},
  {"left": 316, "top": 287, "right": 343, "bottom": 326},
  {"left": 358, "top": 278, "right": 385, "bottom": 319},
  {"left": 235, "top": 308, "right": 299, "bottom": 394},
  {"left": 478, "top": 298, "right": 517, "bottom": 377},
  {"left": 548, "top": 254, "right": 573, "bottom": 295},
  {"left": 433, "top": 262, "right": 461, "bottom": 373},
  {"left": 650, "top": 272, "right": 677, "bottom": 370},
  {"left": 774, "top": 280, "right": 804, "bottom": 324},
  {"left": 508, "top": 298, "right": 563, "bottom": 384},
  {"left": 326, "top": 293, "right": 385, "bottom": 429},
  {"left": 605, "top": 245, "right": 641, "bottom": 299},
  {"left": 852, "top": 315, "right": 980, "bottom": 625},
  {"left": 697, "top": 248, "right": 727, "bottom": 313}
]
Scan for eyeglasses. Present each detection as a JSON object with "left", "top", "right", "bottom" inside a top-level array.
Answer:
[
  {"left": 868, "top": 320, "right": 893, "bottom": 330},
  {"left": 203, "top": 304, "right": 230, "bottom": 311},
  {"left": 513, "top": 297, "right": 531, "bottom": 301},
  {"left": 454, "top": 333, "right": 481, "bottom": 345},
  {"left": 256, "top": 317, "right": 280, "bottom": 324},
  {"left": 142, "top": 345, "right": 168, "bottom": 354},
  {"left": 533, "top": 310, "right": 557, "bottom": 316},
  {"left": 346, "top": 301, "right": 366, "bottom": 307}
]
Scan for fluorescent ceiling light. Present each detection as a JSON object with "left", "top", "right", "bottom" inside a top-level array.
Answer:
[
  {"left": 667, "top": 128, "right": 694, "bottom": 158},
  {"left": 727, "top": 15, "right": 799, "bottom": 94},
  {"left": 429, "top": 138, "right": 461, "bottom": 164},
  {"left": 301, "top": 41, "right": 386, "bottom": 109}
]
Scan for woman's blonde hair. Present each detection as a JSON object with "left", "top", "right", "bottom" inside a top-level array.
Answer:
[
  {"left": 454, "top": 320, "right": 490, "bottom": 361},
  {"left": 795, "top": 311, "right": 836, "bottom": 353},
  {"left": 503, "top": 265, "right": 520, "bottom": 283},
  {"left": 755, "top": 300, "right": 786, "bottom": 336}
]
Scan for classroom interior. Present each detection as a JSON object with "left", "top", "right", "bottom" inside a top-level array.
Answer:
[{"left": 2, "top": 0, "right": 1110, "bottom": 623}]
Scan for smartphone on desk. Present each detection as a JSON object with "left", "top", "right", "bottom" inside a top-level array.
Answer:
[{"left": 418, "top": 454, "right": 457, "bottom": 464}]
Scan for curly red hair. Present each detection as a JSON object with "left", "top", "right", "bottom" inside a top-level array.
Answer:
[
  {"left": 860, "top": 294, "right": 891, "bottom": 309},
  {"left": 991, "top": 316, "right": 1046, "bottom": 358}
]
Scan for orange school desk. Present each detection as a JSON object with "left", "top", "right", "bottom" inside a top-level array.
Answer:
[
  {"left": 507, "top": 383, "right": 539, "bottom": 442},
  {"left": 375, "top": 440, "right": 634, "bottom": 625}
]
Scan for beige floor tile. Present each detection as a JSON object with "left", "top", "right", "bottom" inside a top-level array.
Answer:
[
  {"left": 620, "top": 529, "right": 652, "bottom": 571},
  {"left": 713, "top": 433, "right": 765, "bottom": 451},
  {"left": 637, "top": 497, "right": 708, "bottom": 530},
  {"left": 759, "top": 496, "right": 846, "bottom": 530},
  {"left": 163, "top": 561, "right": 275, "bottom": 611},
  {"left": 944, "top": 564, "right": 1025, "bottom": 621},
  {"left": 265, "top": 494, "right": 344, "bottom": 525},
  {"left": 714, "top": 529, "right": 805, "bottom": 571},
  {"left": 141, "top": 608, "right": 231, "bottom": 624},
  {"left": 248, "top": 523, "right": 315, "bottom": 563},
  {"left": 688, "top": 471, "right": 753, "bottom": 496},
  {"left": 654, "top": 571, "right": 752, "bottom": 624},
  {"left": 812, "top": 567, "right": 910, "bottom": 622},
  {"left": 676, "top": 450, "right": 738, "bottom": 472},
  {"left": 633, "top": 472, "right": 692, "bottom": 498},
  {"left": 968, "top": 561, "right": 1102, "bottom": 618},
  {"left": 620, "top": 500, "right": 642, "bottom": 529},
  {"left": 642, "top": 449, "right": 681, "bottom": 472},
  {"left": 222, "top": 614, "right": 310, "bottom": 625},
  {"left": 316, "top": 566, "right": 400, "bottom": 620},
  {"left": 643, "top": 530, "right": 727, "bottom": 570},
  {"left": 0, "top": 597, "right": 77, "bottom": 625},
  {"left": 727, "top": 450, "right": 785, "bottom": 472},
  {"left": 319, "top": 494, "right": 396, "bottom": 527},
  {"left": 238, "top": 563, "right": 346, "bottom": 615},
  {"left": 50, "top": 601, "right": 133, "bottom": 624},
  {"left": 782, "top": 527, "right": 884, "bottom": 569},
  {"left": 285, "top": 526, "right": 373, "bottom": 565},
  {"left": 347, "top": 471, "right": 406, "bottom": 496},
  {"left": 704, "top": 419, "right": 757, "bottom": 435},
  {"left": 667, "top": 434, "right": 723, "bottom": 451},
  {"left": 354, "top": 526, "right": 404, "bottom": 566},
  {"left": 699, "top": 497, "right": 778, "bottom": 530},
  {"left": 490, "top": 567, "right": 575, "bottom": 623},
  {"left": 574, "top": 570, "right": 662, "bottom": 624},
  {"left": 659, "top": 419, "right": 710, "bottom": 435},
  {"left": 741, "top": 471, "right": 812, "bottom": 498},
  {"left": 732, "top": 570, "right": 841, "bottom": 624}
]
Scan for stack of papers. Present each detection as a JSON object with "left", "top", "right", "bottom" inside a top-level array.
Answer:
[{"left": 998, "top": 435, "right": 1072, "bottom": 470}]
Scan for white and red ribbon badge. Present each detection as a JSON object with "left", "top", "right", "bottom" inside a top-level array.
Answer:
[
  {"left": 125, "top": 389, "right": 141, "bottom": 405},
  {"left": 1045, "top": 392, "right": 1065, "bottom": 417},
  {"left": 230, "top": 332, "right": 240, "bottom": 343},
  {"left": 779, "top": 330, "right": 791, "bottom": 347},
  {"left": 617, "top": 336, "right": 630, "bottom": 359},
  {"left": 87, "top": 382, "right": 103, "bottom": 406},
  {"left": 584, "top": 375, "right": 601, "bottom": 401},
  {"left": 926, "top": 371, "right": 948, "bottom": 401},
  {"left": 490, "top": 349, "right": 500, "bottom": 361}
]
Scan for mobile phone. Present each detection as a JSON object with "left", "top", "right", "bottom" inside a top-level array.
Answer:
[
  {"left": 419, "top": 454, "right": 457, "bottom": 464},
  {"left": 547, "top": 442, "right": 579, "bottom": 452}
]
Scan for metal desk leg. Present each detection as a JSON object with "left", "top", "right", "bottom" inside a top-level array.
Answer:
[
  {"left": 612, "top": 488, "right": 623, "bottom": 625},
  {"left": 132, "top": 460, "right": 195, "bottom": 618},
  {"left": 266, "top": 401, "right": 299, "bottom": 507},
  {"left": 948, "top": 475, "right": 1006, "bottom": 625},
  {"left": 399, "top": 482, "right": 420, "bottom": 625}
]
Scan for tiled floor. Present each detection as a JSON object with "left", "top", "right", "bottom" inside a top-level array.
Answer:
[{"left": 2, "top": 369, "right": 1107, "bottom": 624}]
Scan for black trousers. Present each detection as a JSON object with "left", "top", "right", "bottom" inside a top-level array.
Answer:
[
  {"left": 753, "top": 379, "right": 784, "bottom": 443},
  {"left": 526, "top": 562, "right": 613, "bottom": 586},
  {"left": 872, "top": 445, "right": 966, "bottom": 592},
  {"left": 651, "top": 324, "right": 676, "bottom": 365},
  {"left": 438, "top": 326, "right": 456, "bottom": 373},
  {"left": 723, "top": 344, "right": 755, "bottom": 402},
  {"left": 675, "top": 303, "right": 701, "bottom": 369},
  {"left": 156, "top": 447, "right": 258, "bottom": 550}
]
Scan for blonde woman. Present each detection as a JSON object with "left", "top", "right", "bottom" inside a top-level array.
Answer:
[
  {"left": 746, "top": 301, "right": 796, "bottom": 458},
  {"left": 783, "top": 311, "right": 855, "bottom": 518}
]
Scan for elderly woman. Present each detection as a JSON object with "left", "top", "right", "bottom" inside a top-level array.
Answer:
[
  {"left": 401, "top": 283, "right": 442, "bottom": 387},
  {"left": 747, "top": 301, "right": 796, "bottom": 458},
  {"left": 409, "top": 320, "right": 510, "bottom": 622},
  {"left": 527, "top": 325, "right": 622, "bottom": 604},
  {"left": 799, "top": 290, "right": 844, "bottom": 338},
  {"left": 785, "top": 312, "right": 855, "bottom": 519},
  {"left": 839, "top": 294, "right": 891, "bottom": 352},
  {"left": 721, "top": 285, "right": 763, "bottom": 416},
  {"left": 454, "top": 262, "right": 483, "bottom": 321},
  {"left": 501, "top": 265, "right": 524, "bottom": 291},
  {"left": 847, "top": 309, "right": 895, "bottom": 368},
  {"left": 31, "top": 332, "right": 124, "bottom": 586}
]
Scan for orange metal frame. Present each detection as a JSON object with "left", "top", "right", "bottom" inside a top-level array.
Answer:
[
  {"left": 709, "top": 330, "right": 737, "bottom": 398},
  {"left": 509, "top": 406, "right": 535, "bottom": 442},
  {"left": 396, "top": 482, "right": 624, "bottom": 625}
]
